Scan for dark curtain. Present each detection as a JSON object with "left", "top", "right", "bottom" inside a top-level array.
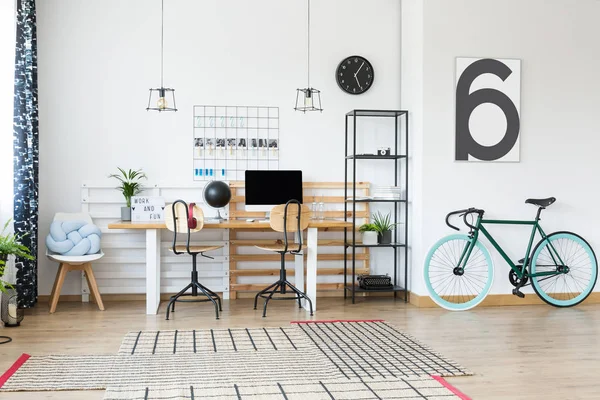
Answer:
[{"left": 13, "top": 0, "right": 38, "bottom": 308}]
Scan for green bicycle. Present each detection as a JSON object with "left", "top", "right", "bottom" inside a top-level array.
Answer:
[{"left": 424, "top": 197, "right": 598, "bottom": 310}]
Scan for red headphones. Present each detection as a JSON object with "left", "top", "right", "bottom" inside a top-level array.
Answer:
[{"left": 187, "top": 203, "right": 197, "bottom": 229}]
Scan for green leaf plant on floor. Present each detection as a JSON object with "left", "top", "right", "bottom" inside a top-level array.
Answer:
[{"left": 0, "top": 218, "right": 34, "bottom": 293}]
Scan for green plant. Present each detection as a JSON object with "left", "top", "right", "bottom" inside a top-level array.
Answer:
[
  {"left": 108, "top": 168, "right": 147, "bottom": 207},
  {"left": 0, "top": 219, "right": 34, "bottom": 293},
  {"left": 359, "top": 223, "right": 378, "bottom": 232},
  {"left": 372, "top": 211, "right": 398, "bottom": 234}
]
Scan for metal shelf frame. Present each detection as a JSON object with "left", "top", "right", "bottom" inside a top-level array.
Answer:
[{"left": 343, "top": 109, "right": 409, "bottom": 304}]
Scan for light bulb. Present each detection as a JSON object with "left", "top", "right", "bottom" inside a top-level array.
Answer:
[
  {"left": 157, "top": 96, "right": 168, "bottom": 110},
  {"left": 304, "top": 91, "right": 313, "bottom": 108}
]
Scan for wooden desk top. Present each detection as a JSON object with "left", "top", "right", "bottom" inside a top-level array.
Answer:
[{"left": 108, "top": 220, "right": 354, "bottom": 230}]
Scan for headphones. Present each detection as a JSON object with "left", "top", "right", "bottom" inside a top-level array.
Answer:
[{"left": 187, "top": 203, "right": 197, "bottom": 229}]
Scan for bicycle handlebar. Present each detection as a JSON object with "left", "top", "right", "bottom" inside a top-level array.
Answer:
[{"left": 445, "top": 208, "right": 485, "bottom": 231}]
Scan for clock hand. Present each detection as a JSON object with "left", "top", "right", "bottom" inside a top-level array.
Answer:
[
  {"left": 355, "top": 75, "right": 362, "bottom": 90},
  {"left": 354, "top": 61, "right": 365, "bottom": 77}
]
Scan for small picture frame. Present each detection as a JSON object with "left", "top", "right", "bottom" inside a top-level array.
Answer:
[
  {"left": 268, "top": 139, "right": 278, "bottom": 149},
  {"left": 238, "top": 138, "right": 247, "bottom": 148}
]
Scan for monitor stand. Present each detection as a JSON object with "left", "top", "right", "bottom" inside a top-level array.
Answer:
[{"left": 246, "top": 212, "right": 270, "bottom": 223}]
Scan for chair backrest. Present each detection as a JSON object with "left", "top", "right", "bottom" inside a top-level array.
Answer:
[
  {"left": 53, "top": 212, "right": 93, "bottom": 224},
  {"left": 165, "top": 201, "right": 205, "bottom": 233},
  {"left": 269, "top": 202, "right": 310, "bottom": 233}
]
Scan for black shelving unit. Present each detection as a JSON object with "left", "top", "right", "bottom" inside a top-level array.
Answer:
[{"left": 343, "top": 109, "right": 409, "bottom": 304}]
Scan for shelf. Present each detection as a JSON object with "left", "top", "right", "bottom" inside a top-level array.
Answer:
[
  {"left": 346, "top": 199, "right": 406, "bottom": 203},
  {"left": 345, "top": 110, "right": 408, "bottom": 118},
  {"left": 345, "top": 155, "right": 407, "bottom": 160},
  {"left": 345, "top": 285, "right": 406, "bottom": 293},
  {"left": 345, "top": 243, "right": 406, "bottom": 248}
]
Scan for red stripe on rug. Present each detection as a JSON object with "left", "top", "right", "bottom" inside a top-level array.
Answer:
[
  {"left": 0, "top": 353, "right": 30, "bottom": 388},
  {"left": 290, "top": 319, "right": 385, "bottom": 324},
  {"left": 431, "top": 375, "right": 471, "bottom": 400}
]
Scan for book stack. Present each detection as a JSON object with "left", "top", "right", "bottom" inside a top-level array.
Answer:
[{"left": 372, "top": 186, "right": 404, "bottom": 200}]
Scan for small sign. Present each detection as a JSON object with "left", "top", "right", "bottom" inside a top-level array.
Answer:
[{"left": 131, "top": 196, "right": 165, "bottom": 221}]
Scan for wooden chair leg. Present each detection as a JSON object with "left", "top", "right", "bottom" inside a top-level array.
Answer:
[
  {"left": 84, "top": 263, "right": 105, "bottom": 311},
  {"left": 48, "top": 262, "right": 62, "bottom": 307},
  {"left": 49, "top": 263, "right": 69, "bottom": 314}
]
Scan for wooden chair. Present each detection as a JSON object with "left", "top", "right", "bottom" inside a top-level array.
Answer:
[
  {"left": 165, "top": 200, "right": 224, "bottom": 320},
  {"left": 47, "top": 212, "right": 104, "bottom": 313},
  {"left": 253, "top": 200, "right": 313, "bottom": 317}
]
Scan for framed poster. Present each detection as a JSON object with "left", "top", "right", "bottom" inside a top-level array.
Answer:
[{"left": 455, "top": 57, "right": 521, "bottom": 162}]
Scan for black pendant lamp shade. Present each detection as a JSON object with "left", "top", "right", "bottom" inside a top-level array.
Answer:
[
  {"left": 147, "top": 0, "right": 177, "bottom": 112},
  {"left": 294, "top": 0, "right": 323, "bottom": 113}
]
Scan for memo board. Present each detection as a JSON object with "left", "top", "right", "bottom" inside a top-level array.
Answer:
[{"left": 193, "top": 105, "right": 280, "bottom": 181}]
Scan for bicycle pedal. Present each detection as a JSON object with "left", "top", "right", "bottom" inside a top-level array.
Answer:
[{"left": 512, "top": 289, "right": 525, "bottom": 298}]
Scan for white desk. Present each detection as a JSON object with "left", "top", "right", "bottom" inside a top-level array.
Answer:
[{"left": 108, "top": 220, "right": 353, "bottom": 314}]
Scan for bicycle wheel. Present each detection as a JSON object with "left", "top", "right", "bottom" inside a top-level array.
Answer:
[
  {"left": 424, "top": 234, "right": 494, "bottom": 311},
  {"left": 530, "top": 231, "right": 597, "bottom": 307}
]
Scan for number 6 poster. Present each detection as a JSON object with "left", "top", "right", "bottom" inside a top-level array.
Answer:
[{"left": 455, "top": 58, "right": 521, "bottom": 162}]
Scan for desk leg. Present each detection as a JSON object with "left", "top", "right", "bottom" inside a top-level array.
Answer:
[
  {"left": 146, "top": 228, "right": 161, "bottom": 315},
  {"left": 294, "top": 231, "right": 305, "bottom": 308},
  {"left": 306, "top": 227, "right": 318, "bottom": 312}
]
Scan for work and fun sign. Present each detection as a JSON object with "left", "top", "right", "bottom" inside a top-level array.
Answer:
[{"left": 131, "top": 196, "right": 165, "bottom": 221}]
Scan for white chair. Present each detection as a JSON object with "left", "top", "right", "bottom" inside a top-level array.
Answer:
[{"left": 46, "top": 212, "right": 104, "bottom": 313}]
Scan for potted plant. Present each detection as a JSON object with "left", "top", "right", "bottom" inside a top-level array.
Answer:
[
  {"left": 372, "top": 211, "right": 398, "bottom": 244},
  {"left": 0, "top": 219, "right": 34, "bottom": 293},
  {"left": 109, "top": 168, "right": 147, "bottom": 221},
  {"left": 359, "top": 223, "right": 379, "bottom": 245}
]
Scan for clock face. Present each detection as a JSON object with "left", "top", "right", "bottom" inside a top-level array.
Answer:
[{"left": 336, "top": 56, "right": 374, "bottom": 95}]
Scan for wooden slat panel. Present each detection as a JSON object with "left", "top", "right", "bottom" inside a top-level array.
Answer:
[
  {"left": 231, "top": 283, "right": 346, "bottom": 291},
  {"left": 230, "top": 253, "right": 367, "bottom": 262},
  {"left": 229, "top": 239, "right": 347, "bottom": 246},
  {"left": 229, "top": 181, "right": 369, "bottom": 189},
  {"left": 230, "top": 268, "right": 369, "bottom": 276},
  {"left": 229, "top": 210, "right": 368, "bottom": 219}
]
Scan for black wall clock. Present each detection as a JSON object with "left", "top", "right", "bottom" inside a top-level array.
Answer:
[{"left": 336, "top": 55, "right": 374, "bottom": 95}]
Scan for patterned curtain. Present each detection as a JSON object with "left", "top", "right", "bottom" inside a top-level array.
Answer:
[{"left": 13, "top": 0, "right": 38, "bottom": 308}]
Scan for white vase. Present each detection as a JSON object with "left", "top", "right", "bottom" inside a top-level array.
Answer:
[{"left": 362, "top": 231, "right": 378, "bottom": 245}]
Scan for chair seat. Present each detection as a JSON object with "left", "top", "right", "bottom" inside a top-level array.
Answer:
[
  {"left": 46, "top": 250, "right": 104, "bottom": 265},
  {"left": 255, "top": 241, "right": 306, "bottom": 253},
  {"left": 170, "top": 245, "right": 223, "bottom": 253}
]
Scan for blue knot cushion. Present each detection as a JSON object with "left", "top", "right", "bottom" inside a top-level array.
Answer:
[{"left": 46, "top": 221, "right": 102, "bottom": 256}]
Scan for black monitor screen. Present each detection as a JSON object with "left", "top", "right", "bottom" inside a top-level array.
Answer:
[{"left": 245, "top": 170, "right": 303, "bottom": 205}]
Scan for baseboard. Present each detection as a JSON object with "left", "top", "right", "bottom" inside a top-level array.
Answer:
[
  {"left": 409, "top": 291, "right": 600, "bottom": 308},
  {"left": 39, "top": 291, "right": 600, "bottom": 308}
]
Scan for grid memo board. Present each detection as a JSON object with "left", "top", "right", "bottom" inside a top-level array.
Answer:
[{"left": 193, "top": 105, "right": 280, "bottom": 181}]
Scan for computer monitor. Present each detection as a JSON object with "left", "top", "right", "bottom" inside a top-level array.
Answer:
[{"left": 245, "top": 170, "right": 303, "bottom": 212}]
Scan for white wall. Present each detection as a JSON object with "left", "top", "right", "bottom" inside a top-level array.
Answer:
[
  {"left": 408, "top": 0, "right": 600, "bottom": 295},
  {"left": 36, "top": 0, "right": 402, "bottom": 295}
]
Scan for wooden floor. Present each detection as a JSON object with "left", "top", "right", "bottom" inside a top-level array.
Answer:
[{"left": 1, "top": 297, "right": 599, "bottom": 399}]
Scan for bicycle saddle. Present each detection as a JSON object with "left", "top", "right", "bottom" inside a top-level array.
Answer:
[{"left": 525, "top": 197, "right": 556, "bottom": 208}]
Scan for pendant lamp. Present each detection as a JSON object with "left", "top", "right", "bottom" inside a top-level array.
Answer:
[
  {"left": 294, "top": 0, "right": 323, "bottom": 113},
  {"left": 146, "top": 0, "right": 177, "bottom": 112}
]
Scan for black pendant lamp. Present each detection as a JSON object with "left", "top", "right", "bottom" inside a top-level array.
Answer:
[
  {"left": 294, "top": 0, "right": 322, "bottom": 113},
  {"left": 146, "top": 0, "right": 177, "bottom": 112}
]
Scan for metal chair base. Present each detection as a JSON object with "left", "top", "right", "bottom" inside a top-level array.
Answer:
[
  {"left": 254, "top": 279, "right": 314, "bottom": 317},
  {"left": 166, "top": 279, "right": 222, "bottom": 320}
]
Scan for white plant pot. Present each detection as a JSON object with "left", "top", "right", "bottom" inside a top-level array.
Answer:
[{"left": 362, "top": 231, "right": 378, "bottom": 245}]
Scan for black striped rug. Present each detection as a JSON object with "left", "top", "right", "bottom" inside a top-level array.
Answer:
[{"left": 0, "top": 320, "right": 471, "bottom": 399}]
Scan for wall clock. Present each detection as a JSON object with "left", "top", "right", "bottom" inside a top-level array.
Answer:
[{"left": 336, "top": 55, "right": 374, "bottom": 95}]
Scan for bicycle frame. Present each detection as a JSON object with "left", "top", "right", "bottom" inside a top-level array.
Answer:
[{"left": 456, "top": 212, "right": 566, "bottom": 279}]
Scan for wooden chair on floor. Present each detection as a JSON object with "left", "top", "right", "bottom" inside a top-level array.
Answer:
[
  {"left": 47, "top": 212, "right": 104, "bottom": 313},
  {"left": 253, "top": 200, "right": 313, "bottom": 317},
  {"left": 165, "top": 200, "right": 224, "bottom": 320}
]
